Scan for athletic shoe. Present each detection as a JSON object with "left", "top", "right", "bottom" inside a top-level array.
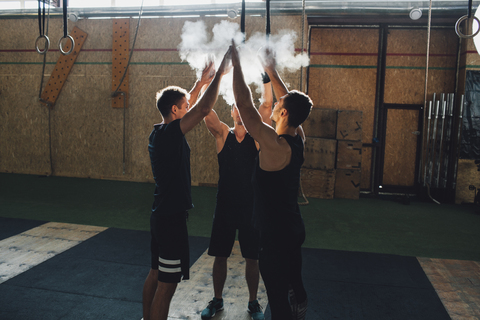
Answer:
[
  {"left": 296, "top": 298, "right": 308, "bottom": 320},
  {"left": 247, "top": 300, "right": 265, "bottom": 320},
  {"left": 288, "top": 288, "right": 297, "bottom": 316},
  {"left": 201, "top": 297, "right": 224, "bottom": 319}
]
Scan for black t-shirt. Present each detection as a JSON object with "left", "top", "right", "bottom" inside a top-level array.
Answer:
[
  {"left": 215, "top": 130, "right": 257, "bottom": 226},
  {"left": 148, "top": 119, "right": 193, "bottom": 215},
  {"left": 252, "top": 134, "right": 305, "bottom": 244}
]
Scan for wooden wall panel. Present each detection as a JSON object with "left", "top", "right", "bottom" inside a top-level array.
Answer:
[
  {"left": 308, "top": 27, "right": 377, "bottom": 191},
  {"left": 383, "top": 109, "right": 420, "bottom": 187},
  {"left": 384, "top": 29, "right": 457, "bottom": 104},
  {"left": 308, "top": 28, "right": 378, "bottom": 145}
]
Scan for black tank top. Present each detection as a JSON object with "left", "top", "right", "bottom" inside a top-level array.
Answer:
[
  {"left": 215, "top": 130, "right": 257, "bottom": 226},
  {"left": 252, "top": 134, "right": 305, "bottom": 244}
]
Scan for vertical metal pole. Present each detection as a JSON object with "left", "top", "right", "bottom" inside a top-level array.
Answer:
[
  {"left": 452, "top": 95, "right": 465, "bottom": 189},
  {"left": 442, "top": 94, "right": 454, "bottom": 188},
  {"left": 436, "top": 98, "right": 447, "bottom": 187},
  {"left": 424, "top": 100, "right": 432, "bottom": 186},
  {"left": 429, "top": 100, "right": 440, "bottom": 186}
]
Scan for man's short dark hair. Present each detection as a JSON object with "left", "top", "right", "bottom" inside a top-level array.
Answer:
[
  {"left": 156, "top": 86, "right": 189, "bottom": 118},
  {"left": 283, "top": 90, "right": 313, "bottom": 128}
]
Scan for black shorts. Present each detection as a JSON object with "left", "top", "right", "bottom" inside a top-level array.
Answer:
[
  {"left": 150, "top": 211, "right": 190, "bottom": 283},
  {"left": 207, "top": 217, "right": 259, "bottom": 260}
]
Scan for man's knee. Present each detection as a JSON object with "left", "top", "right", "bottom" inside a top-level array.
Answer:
[
  {"left": 148, "top": 268, "right": 159, "bottom": 279},
  {"left": 155, "top": 281, "right": 178, "bottom": 300},
  {"left": 214, "top": 256, "right": 228, "bottom": 265},
  {"left": 245, "top": 258, "right": 259, "bottom": 269}
]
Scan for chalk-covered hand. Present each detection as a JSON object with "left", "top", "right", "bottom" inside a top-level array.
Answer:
[
  {"left": 230, "top": 40, "right": 241, "bottom": 68},
  {"left": 218, "top": 46, "right": 233, "bottom": 75},
  {"left": 259, "top": 46, "right": 276, "bottom": 73},
  {"left": 200, "top": 60, "right": 215, "bottom": 85}
]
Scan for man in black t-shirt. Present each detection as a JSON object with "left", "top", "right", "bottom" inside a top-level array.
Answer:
[
  {"left": 200, "top": 79, "right": 272, "bottom": 320},
  {"left": 142, "top": 47, "right": 232, "bottom": 320},
  {"left": 231, "top": 42, "right": 312, "bottom": 320}
]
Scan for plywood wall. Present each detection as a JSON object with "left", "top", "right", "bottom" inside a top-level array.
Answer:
[
  {"left": 0, "top": 14, "right": 305, "bottom": 184},
  {"left": 384, "top": 29, "right": 457, "bottom": 104},
  {"left": 308, "top": 27, "right": 378, "bottom": 190}
]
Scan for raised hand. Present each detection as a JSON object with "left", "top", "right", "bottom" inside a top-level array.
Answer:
[
  {"left": 218, "top": 46, "right": 233, "bottom": 75},
  {"left": 258, "top": 46, "right": 276, "bottom": 73},
  {"left": 200, "top": 59, "right": 215, "bottom": 85}
]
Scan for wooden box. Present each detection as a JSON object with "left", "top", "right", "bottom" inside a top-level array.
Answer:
[
  {"left": 337, "top": 140, "right": 362, "bottom": 169},
  {"left": 303, "top": 137, "right": 337, "bottom": 170},
  {"left": 302, "top": 108, "right": 337, "bottom": 139},
  {"left": 335, "top": 169, "right": 361, "bottom": 199},
  {"left": 337, "top": 110, "right": 363, "bottom": 141},
  {"left": 301, "top": 168, "right": 335, "bottom": 199}
]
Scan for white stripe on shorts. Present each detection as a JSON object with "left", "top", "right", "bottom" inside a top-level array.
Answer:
[
  {"left": 158, "top": 265, "right": 182, "bottom": 273},
  {"left": 159, "top": 257, "right": 181, "bottom": 265}
]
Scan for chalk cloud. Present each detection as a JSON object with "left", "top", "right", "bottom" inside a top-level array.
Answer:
[{"left": 178, "top": 20, "right": 309, "bottom": 105}]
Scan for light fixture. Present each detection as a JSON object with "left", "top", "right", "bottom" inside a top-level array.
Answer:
[
  {"left": 409, "top": 7, "right": 422, "bottom": 20},
  {"left": 68, "top": 12, "right": 79, "bottom": 22},
  {"left": 227, "top": 9, "right": 238, "bottom": 19}
]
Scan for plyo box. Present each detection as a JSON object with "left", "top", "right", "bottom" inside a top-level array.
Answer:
[
  {"left": 303, "top": 137, "right": 337, "bottom": 170},
  {"left": 302, "top": 108, "right": 337, "bottom": 139},
  {"left": 337, "top": 110, "right": 363, "bottom": 141},
  {"left": 335, "top": 169, "right": 361, "bottom": 200},
  {"left": 337, "top": 140, "right": 362, "bottom": 170},
  {"left": 301, "top": 168, "right": 335, "bottom": 199}
]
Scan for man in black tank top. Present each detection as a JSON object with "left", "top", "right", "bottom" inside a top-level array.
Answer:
[
  {"left": 230, "top": 41, "right": 313, "bottom": 320},
  {"left": 200, "top": 78, "right": 272, "bottom": 320},
  {"left": 142, "top": 48, "right": 232, "bottom": 320}
]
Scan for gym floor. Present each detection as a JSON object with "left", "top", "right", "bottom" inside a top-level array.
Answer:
[{"left": 1, "top": 173, "right": 479, "bottom": 319}]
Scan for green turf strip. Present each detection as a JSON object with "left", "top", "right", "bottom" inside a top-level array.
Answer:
[{"left": 1, "top": 172, "right": 479, "bottom": 261}]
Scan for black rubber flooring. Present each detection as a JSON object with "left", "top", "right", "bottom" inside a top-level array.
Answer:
[{"left": 0, "top": 218, "right": 450, "bottom": 320}]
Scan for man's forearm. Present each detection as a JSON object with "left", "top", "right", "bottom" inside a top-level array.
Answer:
[
  {"left": 196, "top": 71, "right": 222, "bottom": 115},
  {"left": 265, "top": 68, "right": 289, "bottom": 101},
  {"left": 189, "top": 79, "right": 205, "bottom": 106},
  {"left": 233, "top": 63, "right": 262, "bottom": 129}
]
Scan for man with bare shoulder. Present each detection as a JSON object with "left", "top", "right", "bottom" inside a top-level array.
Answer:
[
  {"left": 200, "top": 74, "right": 273, "bottom": 320},
  {"left": 142, "top": 47, "right": 232, "bottom": 320},
  {"left": 230, "top": 41, "right": 312, "bottom": 320}
]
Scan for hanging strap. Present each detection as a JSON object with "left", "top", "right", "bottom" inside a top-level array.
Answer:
[
  {"left": 241, "top": 0, "right": 246, "bottom": 42},
  {"left": 455, "top": 0, "right": 479, "bottom": 38},
  {"left": 266, "top": 0, "right": 270, "bottom": 37},
  {"left": 58, "top": 0, "right": 74, "bottom": 55},
  {"left": 63, "top": 0, "right": 67, "bottom": 38},
  {"left": 35, "top": 0, "right": 50, "bottom": 54}
]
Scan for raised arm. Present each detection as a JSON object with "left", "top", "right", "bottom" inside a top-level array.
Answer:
[
  {"left": 180, "top": 47, "right": 232, "bottom": 135},
  {"left": 204, "top": 109, "right": 230, "bottom": 153},
  {"left": 258, "top": 73, "right": 273, "bottom": 126},
  {"left": 260, "top": 47, "right": 289, "bottom": 104},
  {"left": 188, "top": 60, "right": 215, "bottom": 107},
  {"left": 261, "top": 47, "right": 307, "bottom": 143},
  {"left": 231, "top": 41, "right": 290, "bottom": 170}
]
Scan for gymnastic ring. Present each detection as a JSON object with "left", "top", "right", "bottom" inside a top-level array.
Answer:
[
  {"left": 58, "top": 35, "right": 75, "bottom": 55},
  {"left": 455, "top": 15, "right": 480, "bottom": 39},
  {"left": 35, "top": 35, "right": 50, "bottom": 55}
]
